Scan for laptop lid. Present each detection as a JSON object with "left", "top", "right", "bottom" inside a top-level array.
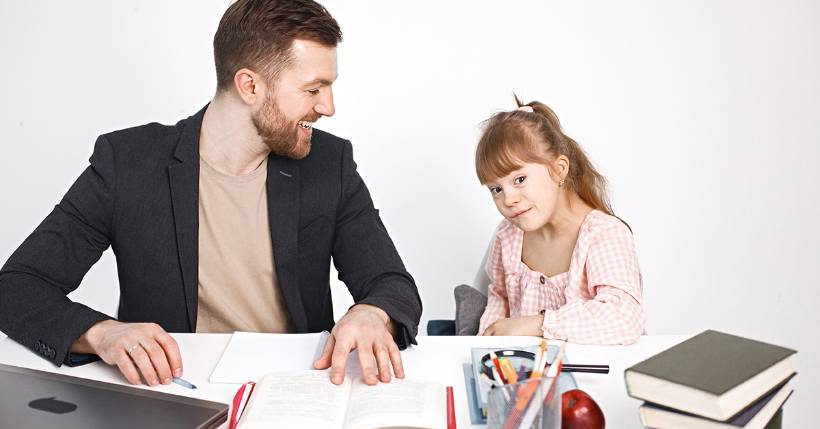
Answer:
[{"left": 0, "top": 363, "right": 228, "bottom": 429}]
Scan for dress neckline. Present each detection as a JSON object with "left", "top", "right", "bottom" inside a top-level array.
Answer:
[{"left": 515, "top": 209, "right": 599, "bottom": 280}]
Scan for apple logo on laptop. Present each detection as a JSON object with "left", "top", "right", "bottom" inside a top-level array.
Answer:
[{"left": 28, "top": 397, "right": 77, "bottom": 414}]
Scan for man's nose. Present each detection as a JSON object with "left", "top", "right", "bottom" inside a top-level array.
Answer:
[{"left": 315, "top": 88, "right": 335, "bottom": 117}]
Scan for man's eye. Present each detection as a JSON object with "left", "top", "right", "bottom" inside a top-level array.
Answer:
[
  {"left": 307, "top": 89, "right": 320, "bottom": 95},
  {"left": 514, "top": 176, "right": 526, "bottom": 185}
]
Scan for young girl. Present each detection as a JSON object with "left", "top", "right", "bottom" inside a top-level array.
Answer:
[{"left": 475, "top": 97, "right": 644, "bottom": 345}]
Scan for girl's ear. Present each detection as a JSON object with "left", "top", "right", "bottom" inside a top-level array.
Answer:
[{"left": 553, "top": 155, "right": 570, "bottom": 181}]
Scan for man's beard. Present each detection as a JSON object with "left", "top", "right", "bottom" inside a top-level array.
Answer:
[{"left": 252, "top": 93, "right": 315, "bottom": 160}]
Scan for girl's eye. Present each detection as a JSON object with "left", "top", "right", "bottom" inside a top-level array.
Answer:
[
  {"left": 489, "top": 186, "right": 502, "bottom": 194},
  {"left": 514, "top": 175, "right": 526, "bottom": 185}
]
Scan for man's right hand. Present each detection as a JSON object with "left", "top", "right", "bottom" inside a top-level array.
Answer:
[{"left": 70, "top": 320, "right": 183, "bottom": 387}]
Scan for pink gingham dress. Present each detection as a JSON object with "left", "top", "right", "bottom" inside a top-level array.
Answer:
[{"left": 477, "top": 210, "right": 645, "bottom": 345}]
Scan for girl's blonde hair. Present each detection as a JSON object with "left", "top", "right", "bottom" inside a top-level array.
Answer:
[{"left": 475, "top": 96, "right": 618, "bottom": 220}]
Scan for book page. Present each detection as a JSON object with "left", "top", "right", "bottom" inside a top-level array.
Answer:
[
  {"left": 209, "top": 332, "right": 327, "bottom": 383},
  {"left": 343, "top": 378, "right": 446, "bottom": 429},
  {"left": 239, "top": 370, "right": 351, "bottom": 429}
]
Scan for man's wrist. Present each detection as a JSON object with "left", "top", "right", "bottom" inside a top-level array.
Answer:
[
  {"left": 350, "top": 304, "right": 389, "bottom": 322},
  {"left": 72, "top": 319, "right": 118, "bottom": 354},
  {"left": 350, "top": 304, "right": 397, "bottom": 336}
]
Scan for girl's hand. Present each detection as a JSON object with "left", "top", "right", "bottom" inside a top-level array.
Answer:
[{"left": 483, "top": 314, "right": 544, "bottom": 336}]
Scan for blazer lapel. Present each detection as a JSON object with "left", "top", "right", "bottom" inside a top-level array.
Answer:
[
  {"left": 168, "top": 106, "right": 206, "bottom": 332},
  {"left": 266, "top": 155, "right": 307, "bottom": 332}
]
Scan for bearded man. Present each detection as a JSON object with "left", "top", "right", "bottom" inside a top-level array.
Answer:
[{"left": 0, "top": 0, "right": 421, "bottom": 388}]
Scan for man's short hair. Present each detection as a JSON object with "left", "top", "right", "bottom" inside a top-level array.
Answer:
[{"left": 213, "top": 0, "right": 342, "bottom": 92}]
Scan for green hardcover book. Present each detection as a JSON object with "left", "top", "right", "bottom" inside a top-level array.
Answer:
[
  {"left": 764, "top": 409, "right": 782, "bottom": 429},
  {"left": 624, "top": 330, "right": 796, "bottom": 421}
]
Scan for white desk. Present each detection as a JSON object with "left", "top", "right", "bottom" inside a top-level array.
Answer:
[{"left": 0, "top": 334, "right": 687, "bottom": 428}]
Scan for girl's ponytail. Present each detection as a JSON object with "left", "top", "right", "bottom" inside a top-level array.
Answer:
[{"left": 511, "top": 95, "right": 626, "bottom": 228}]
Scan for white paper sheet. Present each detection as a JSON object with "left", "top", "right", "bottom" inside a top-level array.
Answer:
[{"left": 209, "top": 331, "right": 329, "bottom": 383}]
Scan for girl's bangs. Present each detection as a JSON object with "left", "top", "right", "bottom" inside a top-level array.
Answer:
[{"left": 476, "top": 126, "right": 543, "bottom": 184}]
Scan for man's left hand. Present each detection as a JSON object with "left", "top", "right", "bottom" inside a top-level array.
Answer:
[{"left": 313, "top": 304, "right": 404, "bottom": 386}]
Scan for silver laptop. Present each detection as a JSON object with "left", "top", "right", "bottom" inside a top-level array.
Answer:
[{"left": 0, "top": 363, "right": 228, "bottom": 429}]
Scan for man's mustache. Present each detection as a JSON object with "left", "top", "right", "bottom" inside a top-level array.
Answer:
[{"left": 300, "top": 114, "right": 322, "bottom": 123}]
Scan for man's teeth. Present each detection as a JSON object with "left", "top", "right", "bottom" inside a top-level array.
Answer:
[{"left": 298, "top": 121, "right": 313, "bottom": 129}]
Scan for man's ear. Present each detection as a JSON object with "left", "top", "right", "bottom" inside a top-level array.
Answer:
[{"left": 233, "top": 68, "right": 264, "bottom": 106}]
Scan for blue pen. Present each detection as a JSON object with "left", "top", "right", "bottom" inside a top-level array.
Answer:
[{"left": 172, "top": 377, "right": 197, "bottom": 389}]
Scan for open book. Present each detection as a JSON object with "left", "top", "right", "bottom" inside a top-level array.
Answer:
[{"left": 237, "top": 370, "right": 446, "bottom": 429}]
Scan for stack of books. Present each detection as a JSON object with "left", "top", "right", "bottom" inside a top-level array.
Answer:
[{"left": 624, "top": 330, "right": 796, "bottom": 429}]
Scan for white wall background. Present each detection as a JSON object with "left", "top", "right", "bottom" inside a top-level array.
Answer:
[{"left": 1, "top": 1, "right": 818, "bottom": 426}]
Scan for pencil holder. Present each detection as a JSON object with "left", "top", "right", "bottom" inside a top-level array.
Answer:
[{"left": 486, "top": 377, "right": 561, "bottom": 429}]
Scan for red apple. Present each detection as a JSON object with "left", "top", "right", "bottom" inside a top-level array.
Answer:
[{"left": 561, "top": 389, "right": 605, "bottom": 429}]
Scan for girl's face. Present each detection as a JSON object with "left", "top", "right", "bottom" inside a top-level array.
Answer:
[{"left": 486, "top": 161, "right": 562, "bottom": 232}]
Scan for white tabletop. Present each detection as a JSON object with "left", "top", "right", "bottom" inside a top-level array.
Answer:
[{"left": 0, "top": 334, "right": 688, "bottom": 428}]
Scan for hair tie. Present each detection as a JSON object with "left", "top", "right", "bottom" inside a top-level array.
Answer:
[{"left": 517, "top": 105, "right": 534, "bottom": 113}]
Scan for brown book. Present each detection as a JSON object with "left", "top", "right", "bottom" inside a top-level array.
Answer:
[{"left": 624, "top": 330, "right": 796, "bottom": 421}]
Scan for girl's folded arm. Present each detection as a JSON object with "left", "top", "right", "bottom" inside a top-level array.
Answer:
[
  {"left": 477, "top": 283, "right": 510, "bottom": 335},
  {"left": 542, "top": 223, "right": 645, "bottom": 345},
  {"left": 478, "top": 234, "right": 510, "bottom": 335},
  {"left": 541, "top": 285, "right": 644, "bottom": 345}
]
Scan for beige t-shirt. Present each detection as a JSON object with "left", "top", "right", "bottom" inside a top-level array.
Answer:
[{"left": 195, "top": 157, "right": 293, "bottom": 333}]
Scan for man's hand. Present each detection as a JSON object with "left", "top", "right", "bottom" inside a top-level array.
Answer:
[
  {"left": 313, "top": 304, "right": 403, "bottom": 386},
  {"left": 71, "top": 320, "right": 183, "bottom": 387},
  {"left": 482, "top": 315, "right": 544, "bottom": 336}
]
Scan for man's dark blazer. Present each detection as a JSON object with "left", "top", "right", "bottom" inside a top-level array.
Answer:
[{"left": 0, "top": 106, "right": 422, "bottom": 366}]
